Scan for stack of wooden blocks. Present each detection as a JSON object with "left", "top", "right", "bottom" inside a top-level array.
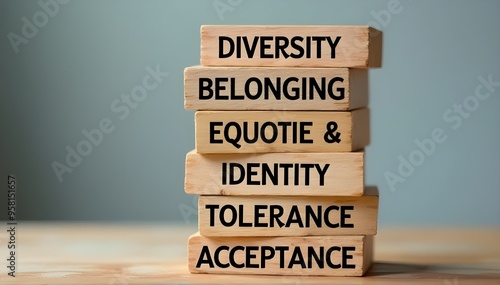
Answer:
[{"left": 184, "top": 25, "right": 382, "bottom": 277}]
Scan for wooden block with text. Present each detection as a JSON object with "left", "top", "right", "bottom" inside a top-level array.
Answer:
[
  {"left": 188, "top": 233, "right": 373, "bottom": 276},
  {"left": 185, "top": 150, "right": 364, "bottom": 196},
  {"left": 200, "top": 25, "right": 382, "bottom": 68},
  {"left": 198, "top": 187, "right": 378, "bottom": 237},
  {"left": 184, "top": 66, "right": 368, "bottom": 111},
  {"left": 195, "top": 109, "right": 369, "bottom": 153}
]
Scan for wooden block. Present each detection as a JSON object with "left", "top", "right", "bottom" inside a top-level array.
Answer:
[
  {"left": 188, "top": 233, "right": 373, "bottom": 276},
  {"left": 200, "top": 25, "right": 382, "bottom": 68},
  {"left": 184, "top": 66, "right": 368, "bottom": 111},
  {"left": 195, "top": 109, "right": 369, "bottom": 153},
  {"left": 185, "top": 150, "right": 364, "bottom": 196},
  {"left": 198, "top": 188, "right": 378, "bottom": 237}
]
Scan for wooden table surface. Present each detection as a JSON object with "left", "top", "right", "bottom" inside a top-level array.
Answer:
[{"left": 0, "top": 223, "right": 499, "bottom": 284}]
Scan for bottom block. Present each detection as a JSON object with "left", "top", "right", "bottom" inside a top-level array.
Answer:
[{"left": 188, "top": 233, "right": 373, "bottom": 276}]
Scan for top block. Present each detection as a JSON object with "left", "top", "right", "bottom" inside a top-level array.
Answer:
[{"left": 200, "top": 25, "right": 382, "bottom": 68}]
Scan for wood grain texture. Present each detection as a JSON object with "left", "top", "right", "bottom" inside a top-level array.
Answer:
[
  {"left": 200, "top": 25, "right": 382, "bottom": 68},
  {"left": 188, "top": 233, "right": 373, "bottom": 276},
  {"left": 195, "top": 109, "right": 369, "bottom": 153},
  {"left": 184, "top": 66, "right": 368, "bottom": 111},
  {"left": 1, "top": 223, "right": 499, "bottom": 284},
  {"left": 198, "top": 189, "right": 378, "bottom": 237},
  {"left": 185, "top": 150, "right": 364, "bottom": 196}
]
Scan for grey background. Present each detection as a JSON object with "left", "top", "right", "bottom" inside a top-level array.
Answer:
[{"left": 0, "top": 0, "right": 499, "bottom": 226}]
